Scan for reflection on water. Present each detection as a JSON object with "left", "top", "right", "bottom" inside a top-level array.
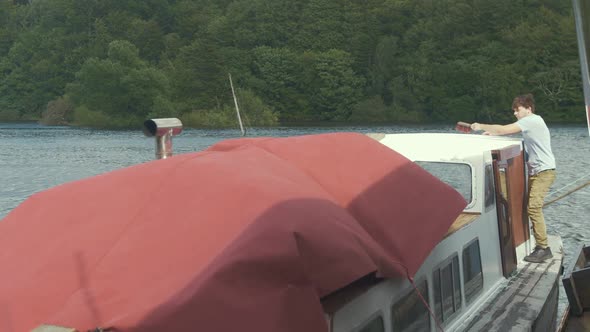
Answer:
[{"left": 1, "top": 122, "right": 589, "bottom": 315}]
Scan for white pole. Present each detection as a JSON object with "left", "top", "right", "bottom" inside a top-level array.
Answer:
[
  {"left": 229, "top": 73, "right": 246, "bottom": 136},
  {"left": 572, "top": 0, "right": 590, "bottom": 136}
]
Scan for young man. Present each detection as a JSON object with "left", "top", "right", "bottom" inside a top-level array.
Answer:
[{"left": 471, "top": 93, "right": 556, "bottom": 263}]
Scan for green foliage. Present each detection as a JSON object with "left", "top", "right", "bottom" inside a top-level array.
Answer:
[
  {"left": 349, "top": 95, "right": 388, "bottom": 123},
  {"left": 148, "top": 95, "right": 178, "bottom": 119},
  {"left": 180, "top": 107, "right": 236, "bottom": 128},
  {"left": 389, "top": 105, "right": 427, "bottom": 123},
  {"left": 67, "top": 57, "right": 128, "bottom": 114},
  {"left": 180, "top": 89, "right": 278, "bottom": 128},
  {"left": 0, "top": 0, "right": 586, "bottom": 128},
  {"left": 302, "top": 49, "right": 365, "bottom": 121},
  {"left": 0, "top": 27, "right": 71, "bottom": 117},
  {"left": 72, "top": 104, "right": 142, "bottom": 129},
  {"left": 125, "top": 18, "right": 165, "bottom": 63},
  {"left": 250, "top": 46, "right": 307, "bottom": 121},
  {"left": 0, "top": 109, "right": 20, "bottom": 121},
  {"left": 66, "top": 40, "right": 172, "bottom": 126},
  {"left": 168, "top": 38, "right": 226, "bottom": 110},
  {"left": 236, "top": 88, "right": 278, "bottom": 127},
  {"left": 40, "top": 96, "right": 74, "bottom": 125}
]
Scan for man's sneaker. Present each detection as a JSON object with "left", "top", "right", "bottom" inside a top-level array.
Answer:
[{"left": 524, "top": 246, "right": 553, "bottom": 263}]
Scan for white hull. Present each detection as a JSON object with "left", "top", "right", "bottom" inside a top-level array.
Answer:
[{"left": 325, "top": 133, "right": 563, "bottom": 332}]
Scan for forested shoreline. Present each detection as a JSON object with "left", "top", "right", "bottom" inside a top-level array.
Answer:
[{"left": 0, "top": 0, "right": 585, "bottom": 129}]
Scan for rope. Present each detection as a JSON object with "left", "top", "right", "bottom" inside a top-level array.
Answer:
[
  {"left": 544, "top": 180, "right": 590, "bottom": 207},
  {"left": 406, "top": 276, "right": 446, "bottom": 332},
  {"left": 547, "top": 171, "right": 590, "bottom": 198}
]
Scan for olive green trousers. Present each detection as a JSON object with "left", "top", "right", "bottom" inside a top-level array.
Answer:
[{"left": 528, "top": 169, "right": 556, "bottom": 249}]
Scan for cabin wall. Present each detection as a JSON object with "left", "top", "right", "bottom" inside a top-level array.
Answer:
[
  {"left": 335, "top": 134, "right": 523, "bottom": 332},
  {"left": 330, "top": 214, "right": 506, "bottom": 332},
  {"left": 430, "top": 215, "right": 505, "bottom": 331},
  {"left": 329, "top": 153, "right": 509, "bottom": 332}
]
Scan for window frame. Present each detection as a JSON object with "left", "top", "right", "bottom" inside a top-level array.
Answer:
[
  {"left": 484, "top": 163, "right": 496, "bottom": 212},
  {"left": 462, "top": 237, "right": 484, "bottom": 304},
  {"left": 351, "top": 311, "right": 385, "bottom": 332},
  {"left": 414, "top": 160, "right": 475, "bottom": 209},
  {"left": 431, "top": 253, "right": 463, "bottom": 324},
  {"left": 390, "top": 278, "right": 431, "bottom": 332}
]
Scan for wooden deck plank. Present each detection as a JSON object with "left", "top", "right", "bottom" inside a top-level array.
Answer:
[
  {"left": 564, "top": 312, "right": 590, "bottom": 331},
  {"left": 457, "top": 235, "right": 563, "bottom": 331}
]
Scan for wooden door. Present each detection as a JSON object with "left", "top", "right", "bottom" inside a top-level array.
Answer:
[
  {"left": 491, "top": 144, "right": 527, "bottom": 278},
  {"left": 493, "top": 160, "right": 518, "bottom": 277}
]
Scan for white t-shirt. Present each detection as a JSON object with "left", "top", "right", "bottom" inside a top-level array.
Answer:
[{"left": 517, "top": 114, "right": 556, "bottom": 175}]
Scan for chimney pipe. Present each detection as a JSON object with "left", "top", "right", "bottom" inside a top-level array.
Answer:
[{"left": 143, "top": 118, "right": 183, "bottom": 159}]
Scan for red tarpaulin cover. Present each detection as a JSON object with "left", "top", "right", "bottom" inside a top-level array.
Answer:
[{"left": 0, "top": 133, "right": 466, "bottom": 332}]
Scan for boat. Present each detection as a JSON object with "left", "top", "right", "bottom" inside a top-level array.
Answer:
[
  {"left": 331, "top": 133, "right": 564, "bottom": 332},
  {"left": 0, "top": 126, "right": 566, "bottom": 332},
  {"left": 560, "top": 243, "right": 590, "bottom": 331}
]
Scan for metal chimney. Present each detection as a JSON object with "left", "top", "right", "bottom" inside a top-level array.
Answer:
[{"left": 143, "top": 118, "right": 183, "bottom": 159}]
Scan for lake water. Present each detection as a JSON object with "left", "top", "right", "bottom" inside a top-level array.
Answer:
[{"left": 1, "top": 122, "right": 589, "bottom": 321}]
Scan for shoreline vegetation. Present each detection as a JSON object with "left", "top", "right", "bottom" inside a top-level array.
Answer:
[
  {"left": 1, "top": 117, "right": 586, "bottom": 131},
  {"left": 0, "top": 1, "right": 586, "bottom": 130}
]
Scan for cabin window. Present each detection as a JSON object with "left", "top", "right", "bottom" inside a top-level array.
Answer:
[
  {"left": 355, "top": 315, "right": 384, "bottom": 332},
  {"left": 463, "top": 239, "right": 484, "bottom": 303},
  {"left": 432, "top": 255, "right": 462, "bottom": 323},
  {"left": 415, "top": 161, "right": 472, "bottom": 203},
  {"left": 484, "top": 164, "right": 495, "bottom": 211},
  {"left": 391, "top": 279, "right": 430, "bottom": 332}
]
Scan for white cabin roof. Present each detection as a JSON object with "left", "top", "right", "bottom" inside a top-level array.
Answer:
[{"left": 372, "top": 133, "right": 523, "bottom": 162}]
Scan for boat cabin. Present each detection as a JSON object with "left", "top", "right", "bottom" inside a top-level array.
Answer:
[{"left": 323, "top": 133, "right": 561, "bottom": 332}]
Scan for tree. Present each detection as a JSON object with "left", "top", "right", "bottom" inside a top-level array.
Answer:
[
  {"left": 67, "top": 40, "right": 172, "bottom": 124},
  {"left": 0, "top": 0, "right": 585, "bottom": 126},
  {"left": 251, "top": 46, "right": 307, "bottom": 121},
  {"left": 303, "top": 49, "right": 365, "bottom": 121},
  {"left": 0, "top": 27, "right": 71, "bottom": 118},
  {"left": 168, "top": 39, "right": 226, "bottom": 111}
]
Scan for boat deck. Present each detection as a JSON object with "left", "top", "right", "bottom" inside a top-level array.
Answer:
[
  {"left": 457, "top": 235, "right": 563, "bottom": 331},
  {"left": 563, "top": 312, "right": 590, "bottom": 331}
]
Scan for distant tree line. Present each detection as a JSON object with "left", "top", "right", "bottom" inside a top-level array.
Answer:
[{"left": 0, "top": 0, "right": 585, "bottom": 128}]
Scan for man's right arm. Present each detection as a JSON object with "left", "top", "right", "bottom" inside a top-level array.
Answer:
[{"left": 471, "top": 122, "right": 521, "bottom": 135}]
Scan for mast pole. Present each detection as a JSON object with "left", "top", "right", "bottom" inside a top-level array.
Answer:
[
  {"left": 573, "top": 0, "right": 590, "bottom": 136},
  {"left": 229, "top": 73, "right": 246, "bottom": 136}
]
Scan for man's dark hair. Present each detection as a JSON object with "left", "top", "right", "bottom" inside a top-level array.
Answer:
[{"left": 512, "top": 93, "right": 535, "bottom": 113}]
